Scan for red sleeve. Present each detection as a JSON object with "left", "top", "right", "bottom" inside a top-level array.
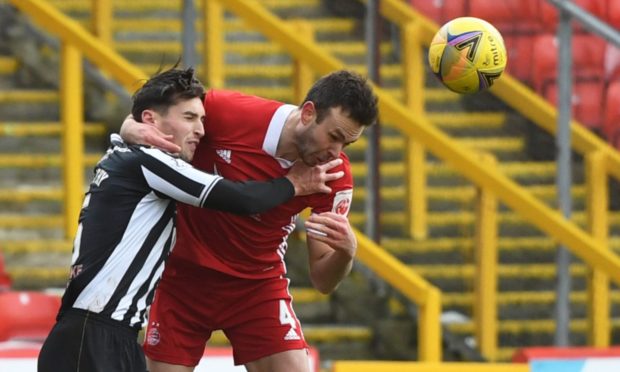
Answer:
[{"left": 309, "top": 152, "right": 353, "bottom": 216}]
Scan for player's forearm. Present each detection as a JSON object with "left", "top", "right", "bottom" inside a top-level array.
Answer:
[
  {"left": 204, "top": 178, "right": 295, "bottom": 215},
  {"left": 309, "top": 251, "right": 354, "bottom": 294}
]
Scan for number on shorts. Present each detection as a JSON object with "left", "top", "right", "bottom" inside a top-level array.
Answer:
[{"left": 279, "top": 299, "right": 296, "bottom": 329}]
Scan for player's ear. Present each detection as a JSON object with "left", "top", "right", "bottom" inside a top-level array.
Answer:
[
  {"left": 300, "top": 101, "right": 316, "bottom": 126},
  {"left": 141, "top": 109, "right": 158, "bottom": 125}
]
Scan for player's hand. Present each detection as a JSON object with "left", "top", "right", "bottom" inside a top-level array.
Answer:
[
  {"left": 119, "top": 115, "right": 181, "bottom": 154},
  {"left": 286, "top": 158, "right": 344, "bottom": 196},
  {"left": 305, "top": 212, "right": 357, "bottom": 259}
]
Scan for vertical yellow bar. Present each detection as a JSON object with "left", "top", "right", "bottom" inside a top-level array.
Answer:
[
  {"left": 205, "top": 0, "right": 224, "bottom": 88},
  {"left": 418, "top": 287, "right": 442, "bottom": 361},
  {"left": 586, "top": 151, "right": 609, "bottom": 347},
  {"left": 92, "top": 0, "right": 113, "bottom": 46},
  {"left": 473, "top": 153, "right": 498, "bottom": 360},
  {"left": 61, "top": 43, "right": 84, "bottom": 239},
  {"left": 291, "top": 21, "right": 314, "bottom": 104},
  {"left": 402, "top": 22, "right": 427, "bottom": 240}
]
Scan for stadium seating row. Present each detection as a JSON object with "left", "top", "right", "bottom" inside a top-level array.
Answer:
[
  {"left": 410, "top": 0, "right": 620, "bottom": 31},
  {"left": 0, "top": 252, "right": 59, "bottom": 342},
  {"left": 411, "top": 0, "right": 620, "bottom": 149}
]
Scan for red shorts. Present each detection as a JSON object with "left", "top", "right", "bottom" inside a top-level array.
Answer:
[{"left": 143, "top": 256, "right": 308, "bottom": 366}]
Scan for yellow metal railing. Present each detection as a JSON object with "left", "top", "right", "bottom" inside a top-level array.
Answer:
[
  {"left": 13, "top": 0, "right": 620, "bottom": 363},
  {"left": 8, "top": 0, "right": 147, "bottom": 239},
  {"left": 377, "top": 0, "right": 619, "bottom": 355},
  {"left": 203, "top": 0, "right": 443, "bottom": 361},
  {"left": 210, "top": 0, "right": 620, "bottom": 361}
]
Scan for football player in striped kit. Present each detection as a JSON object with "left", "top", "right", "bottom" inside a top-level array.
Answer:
[{"left": 37, "top": 66, "right": 343, "bottom": 372}]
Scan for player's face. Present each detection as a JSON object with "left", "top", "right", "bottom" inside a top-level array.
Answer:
[
  {"left": 297, "top": 104, "right": 363, "bottom": 166},
  {"left": 157, "top": 97, "right": 205, "bottom": 162}
]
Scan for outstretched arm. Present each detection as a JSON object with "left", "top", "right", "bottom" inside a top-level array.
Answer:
[
  {"left": 139, "top": 147, "right": 344, "bottom": 215},
  {"left": 205, "top": 158, "right": 344, "bottom": 214}
]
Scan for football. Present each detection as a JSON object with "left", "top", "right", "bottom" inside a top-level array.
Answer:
[{"left": 428, "top": 17, "right": 507, "bottom": 94}]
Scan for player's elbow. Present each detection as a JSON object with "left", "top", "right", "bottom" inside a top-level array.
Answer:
[{"left": 310, "top": 275, "right": 339, "bottom": 295}]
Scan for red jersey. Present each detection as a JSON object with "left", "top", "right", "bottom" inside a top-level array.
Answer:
[{"left": 172, "top": 90, "right": 354, "bottom": 279}]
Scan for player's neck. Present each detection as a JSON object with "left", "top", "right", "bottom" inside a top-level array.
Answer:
[{"left": 275, "top": 108, "right": 300, "bottom": 162}]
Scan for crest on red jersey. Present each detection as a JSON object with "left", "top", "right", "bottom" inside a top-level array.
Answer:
[{"left": 332, "top": 189, "right": 353, "bottom": 215}]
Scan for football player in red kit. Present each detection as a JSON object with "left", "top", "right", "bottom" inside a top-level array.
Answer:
[{"left": 120, "top": 70, "right": 378, "bottom": 372}]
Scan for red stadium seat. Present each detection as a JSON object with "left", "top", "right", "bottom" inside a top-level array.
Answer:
[
  {"left": 0, "top": 256, "right": 10, "bottom": 291},
  {"left": 605, "top": 44, "right": 620, "bottom": 81},
  {"left": 409, "top": 0, "right": 467, "bottom": 25},
  {"left": 539, "top": 0, "right": 604, "bottom": 32},
  {"left": 603, "top": 81, "right": 620, "bottom": 149},
  {"left": 503, "top": 35, "right": 535, "bottom": 83},
  {"left": 609, "top": 0, "right": 620, "bottom": 31},
  {"left": 531, "top": 34, "right": 606, "bottom": 92},
  {"left": 469, "top": 0, "right": 542, "bottom": 34},
  {"left": 0, "top": 291, "right": 60, "bottom": 341},
  {"left": 544, "top": 80, "right": 605, "bottom": 131}
]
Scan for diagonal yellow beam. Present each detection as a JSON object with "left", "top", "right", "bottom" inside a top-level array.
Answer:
[
  {"left": 9, "top": 0, "right": 147, "bottom": 90},
  {"left": 219, "top": 0, "right": 620, "bottom": 286}
]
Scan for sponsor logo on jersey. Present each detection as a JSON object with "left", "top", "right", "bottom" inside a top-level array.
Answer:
[
  {"left": 147, "top": 326, "right": 160, "bottom": 346},
  {"left": 284, "top": 328, "right": 301, "bottom": 341},
  {"left": 216, "top": 149, "right": 232, "bottom": 164},
  {"left": 332, "top": 189, "right": 353, "bottom": 215}
]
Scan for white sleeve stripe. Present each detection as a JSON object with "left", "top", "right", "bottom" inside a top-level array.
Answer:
[{"left": 138, "top": 148, "right": 222, "bottom": 206}]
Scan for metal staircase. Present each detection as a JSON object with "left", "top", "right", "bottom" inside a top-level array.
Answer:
[{"left": 2, "top": 0, "right": 620, "bottom": 364}]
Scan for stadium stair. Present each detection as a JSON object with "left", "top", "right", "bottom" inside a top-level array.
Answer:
[
  {"left": 2, "top": 0, "right": 377, "bottom": 364},
  {"left": 5, "top": 0, "right": 620, "bottom": 365}
]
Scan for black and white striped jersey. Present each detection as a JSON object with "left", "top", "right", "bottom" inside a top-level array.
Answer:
[{"left": 59, "top": 135, "right": 223, "bottom": 329}]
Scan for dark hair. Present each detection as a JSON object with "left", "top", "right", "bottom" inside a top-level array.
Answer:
[
  {"left": 302, "top": 70, "right": 378, "bottom": 127},
  {"left": 131, "top": 66, "right": 205, "bottom": 122}
]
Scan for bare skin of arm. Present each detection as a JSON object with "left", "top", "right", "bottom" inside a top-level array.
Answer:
[{"left": 304, "top": 212, "right": 357, "bottom": 294}]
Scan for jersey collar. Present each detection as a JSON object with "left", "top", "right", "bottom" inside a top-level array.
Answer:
[{"left": 262, "top": 104, "right": 297, "bottom": 168}]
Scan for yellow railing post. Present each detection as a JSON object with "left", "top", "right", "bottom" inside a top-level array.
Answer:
[
  {"left": 402, "top": 21, "right": 427, "bottom": 240},
  {"left": 291, "top": 20, "right": 314, "bottom": 104},
  {"left": 586, "top": 150, "right": 610, "bottom": 347},
  {"left": 92, "top": 0, "right": 113, "bottom": 46},
  {"left": 60, "top": 43, "right": 84, "bottom": 239},
  {"left": 419, "top": 287, "right": 442, "bottom": 361},
  {"left": 473, "top": 153, "right": 498, "bottom": 360},
  {"left": 204, "top": 0, "right": 224, "bottom": 88},
  {"left": 354, "top": 231, "right": 441, "bottom": 361}
]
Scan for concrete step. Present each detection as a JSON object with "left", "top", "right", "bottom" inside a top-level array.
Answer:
[
  {"left": 0, "top": 153, "right": 100, "bottom": 168},
  {"left": 446, "top": 318, "right": 620, "bottom": 344},
  {"left": 50, "top": 0, "right": 322, "bottom": 13},
  {"left": 442, "top": 290, "right": 620, "bottom": 308},
  {"left": 347, "top": 210, "right": 620, "bottom": 232},
  {"left": 352, "top": 185, "right": 586, "bottom": 206},
  {"left": 115, "top": 40, "right": 393, "bottom": 59},
  {"left": 0, "top": 56, "right": 18, "bottom": 75},
  {"left": 382, "top": 236, "right": 620, "bottom": 255},
  {"left": 138, "top": 62, "right": 403, "bottom": 80},
  {"left": 0, "top": 122, "right": 106, "bottom": 136},
  {"left": 351, "top": 161, "right": 559, "bottom": 182},
  {"left": 0, "top": 90, "right": 57, "bottom": 103}
]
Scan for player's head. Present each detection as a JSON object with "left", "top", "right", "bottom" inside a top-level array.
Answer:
[
  {"left": 295, "top": 70, "right": 378, "bottom": 166},
  {"left": 131, "top": 66, "right": 205, "bottom": 161}
]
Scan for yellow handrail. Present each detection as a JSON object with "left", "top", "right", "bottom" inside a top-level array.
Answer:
[
  {"left": 9, "top": 0, "right": 147, "bottom": 238},
  {"left": 214, "top": 0, "right": 620, "bottom": 285},
  {"left": 9, "top": 0, "right": 147, "bottom": 90},
  {"left": 377, "top": 0, "right": 620, "bottom": 180},
  {"left": 60, "top": 43, "right": 83, "bottom": 239}
]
